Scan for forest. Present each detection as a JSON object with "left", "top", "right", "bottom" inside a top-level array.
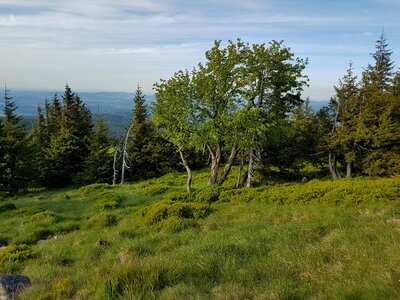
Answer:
[{"left": 1, "top": 33, "right": 399, "bottom": 194}]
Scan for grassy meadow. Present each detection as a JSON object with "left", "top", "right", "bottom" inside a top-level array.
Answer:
[{"left": 0, "top": 170, "right": 399, "bottom": 299}]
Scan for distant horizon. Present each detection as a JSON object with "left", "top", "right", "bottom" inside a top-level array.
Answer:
[{"left": 1, "top": 1, "right": 399, "bottom": 101}]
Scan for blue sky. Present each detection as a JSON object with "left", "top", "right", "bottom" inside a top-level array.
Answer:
[{"left": 0, "top": 0, "right": 399, "bottom": 100}]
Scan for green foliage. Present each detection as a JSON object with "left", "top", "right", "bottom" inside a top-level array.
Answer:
[
  {"left": 80, "top": 114, "right": 113, "bottom": 184},
  {"left": 93, "top": 191, "right": 121, "bottom": 210},
  {"left": 0, "top": 203, "right": 16, "bottom": 213},
  {"left": 83, "top": 212, "right": 117, "bottom": 229},
  {"left": 194, "top": 186, "right": 221, "bottom": 203},
  {"left": 161, "top": 191, "right": 192, "bottom": 202},
  {"left": 78, "top": 183, "right": 111, "bottom": 195},
  {"left": 0, "top": 244, "right": 35, "bottom": 263},
  {"left": 36, "top": 278, "right": 73, "bottom": 300},
  {"left": 144, "top": 200, "right": 211, "bottom": 225}
]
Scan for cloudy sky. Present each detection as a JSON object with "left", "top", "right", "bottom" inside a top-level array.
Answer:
[{"left": 0, "top": 0, "right": 399, "bottom": 100}]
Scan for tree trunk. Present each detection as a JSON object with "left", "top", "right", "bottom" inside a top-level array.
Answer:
[
  {"left": 346, "top": 161, "right": 353, "bottom": 178},
  {"left": 207, "top": 144, "right": 221, "bottom": 186},
  {"left": 120, "top": 124, "right": 133, "bottom": 184},
  {"left": 245, "top": 148, "right": 256, "bottom": 188},
  {"left": 112, "top": 138, "right": 123, "bottom": 185},
  {"left": 235, "top": 156, "right": 244, "bottom": 189},
  {"left": 179, "top": 150, "right": 192, "bottom": 193},
  {"left": 328, "top": 151, "right": 341, "bottom": 180},
  {"left": 217, "top": 144, "right": 239, "bottom": 185}
]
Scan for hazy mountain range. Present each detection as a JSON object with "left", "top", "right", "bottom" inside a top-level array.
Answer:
[{"left": 2, "top": 90, "right": 328, "bottom": 137}]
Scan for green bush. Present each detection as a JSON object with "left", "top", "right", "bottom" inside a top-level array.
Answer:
[
  {"left": 93, "top": 191, "right": 121, "bottom": 210},
  {"left": 0, "top": 191, "right": 9, "bottom": 201},
  {"left": 144, "top": 200, "right": 211, "bottom": 225},
  {"left": 79, "top": 183, "right": 112, "bottom": 195},
  {"left": 84, "top": 212, "right": 117, "bottom": 229},
  {"left": 194, "top": 186, "right": 221, "bottom": 203},
  {"left": 142, "top": 184, "right": 170, "bottom": 196},
  {"left": 0, "top": 203, "right": 16, "bottom": 213},
  {"left": 0, "top": 244, "right": 35, "bottom": 263},
  {"left": 161, "top": 191, "right": 192, "bottom": 202}
]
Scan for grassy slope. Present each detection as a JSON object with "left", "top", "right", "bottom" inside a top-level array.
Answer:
[{"left": 0, "top": 171, "right": 399, "bottom": 299}]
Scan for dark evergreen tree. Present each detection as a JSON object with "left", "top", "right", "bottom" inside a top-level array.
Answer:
[
  {"left": 328, "top": 64, "right": 360, "bottom": 178},
  {"left": 357, "top": 34, "right": 400, "bottom": 176},
  {"left": 43, "top": 84, "right": 94, "bottom": 186},
  {"left": 0, "top": 85, "right": 29, "bottom": 192},
  {"left": 126, "top": 85, "right": 157, "bottom": 180},
  {"left": 80, "top": 114, "right": 113, "bottom": 184}
]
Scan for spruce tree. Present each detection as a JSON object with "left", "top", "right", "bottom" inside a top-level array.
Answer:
[
  {"left": 44, "top": 84, "right": 94, "bottom": 186},
  {"left": 80, "top": 114, "right": 113, "bottom": 184},
  {"left": 356, "top": 34, "right": 400, "bottom": 175},
  {"left": 126, "top": 85, "right": 155, "bottom": 180},
  {"left": 1, "top": 85, "right": 29, "bottom": 192}
]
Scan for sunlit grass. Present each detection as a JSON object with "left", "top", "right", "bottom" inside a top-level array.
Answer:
[{"left": 0, "top": 171, "right": 399, "bottom": 299}]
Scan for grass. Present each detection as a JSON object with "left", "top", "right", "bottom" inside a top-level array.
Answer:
[{"left": 0, "top": 170, "right": 399, "bottom": 299}]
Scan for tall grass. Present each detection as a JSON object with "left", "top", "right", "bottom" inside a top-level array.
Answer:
[{"left": 0, "top": 173, "right": 398, "bottom": 299}]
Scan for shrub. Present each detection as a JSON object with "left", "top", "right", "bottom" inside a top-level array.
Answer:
[
  {"left": 79, "top": 183, "right": 112, "bottom": 195},
  {"left": 93, "top": 191, "right": 121, "bottom": 210},
  {"left": 0, "top": 244, "right": 35, "bottom": 263},
  {"left": 0, "top": 203, "right": 16, "bottom": 213},
  {"left": 161, "top": 191, "right": 192, "bottom": 202},
  {"left": 84, "top": 213, "right": 117, "bottom": 229},
  {"left": 194, "top": 186, "right": 221, "bottom": 203},
  {"left": 142, "top": 184, "right": 170, "bottom": 196},
  {"left": 0, "top": 191, "right": 9, "bottom": 201},
  {"left": 144, "top": 200, "right": 211, "bottom": 225}
]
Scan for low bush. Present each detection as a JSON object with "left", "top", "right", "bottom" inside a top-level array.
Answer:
[
  {"left": 84, "top": 212, "right": 117, "bottom": 229},
  {"left": 78, "top": 183, "right": 112, "bottom": 195},
  {"left": 142, "top": 184, "right": 170, "bottom": 196},
  {"left": 144, "top": 200, "right": 211, "bottom": 225},
  {"left": 194, "top": 186, "right": 221, "bottom": 203},
  {"left": 0, "top": 203, "right": 16, "bottom": 213},
  {"left": 161, "top": 191, "right": 192, "bottom": 202},
  {"left": 0, "top": 191, "right": 9, "bottom": 201},
  {"left": 93, "top": 191, "right": 121, "bottom": 210},
  {"left": 0, "top": 244, "right": 35, "bottom": 263}
]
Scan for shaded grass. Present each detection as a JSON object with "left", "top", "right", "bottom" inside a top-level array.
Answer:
[{"left": 0, "top": 172, "right": 398, "bottom": 299}]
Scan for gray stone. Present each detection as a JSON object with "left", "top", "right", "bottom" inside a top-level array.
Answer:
[{"left": 0, "top": 275, "right": 31, "bottom": 300}]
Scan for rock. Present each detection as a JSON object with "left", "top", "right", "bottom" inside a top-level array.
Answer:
[
  {"left": 0, "top": 275, "right": 31, "bottom": 300},
  {"left": 116, "top": 252, "right": 129, "bottom": 264},
  {"left": 301, "top": 177, "right": 308, "bottom": 183}
]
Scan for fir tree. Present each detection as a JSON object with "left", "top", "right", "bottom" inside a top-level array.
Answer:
[
  {"left": 80, "top": 114, "right": 113, "bottom": 184},
  {"left": 126, "top": 85, "right": 156, "bottom": 180},
  {"left": 1, "top": 85, "right": 29, "bottom": 192}
]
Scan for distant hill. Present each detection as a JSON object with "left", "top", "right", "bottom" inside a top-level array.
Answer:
[{"left": 0, "top": 90, "right": 328, "bottom": 137}]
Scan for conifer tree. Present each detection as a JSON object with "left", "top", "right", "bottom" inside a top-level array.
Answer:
[
  {"left": 44, "top": 84, "right": 94, "bottom": 186},
  {"left": 126, "top": 85, "right": 155, "bottom": 180},
  {"left": 357, "top": 34, "right": 400, "bottom": 175},
  {"left": 80, "top": 114, "right": 113, "bottom": 184},
  {"left": 1, "top": 85, "right": 29, "bottom": 192}
]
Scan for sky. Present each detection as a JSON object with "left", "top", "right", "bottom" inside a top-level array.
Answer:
[{"left": 0, "top": 0, "right": 399, "bottom": 100}]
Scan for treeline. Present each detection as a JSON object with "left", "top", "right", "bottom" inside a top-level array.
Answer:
[
  {"left": 0, "top": 33, "right": 399, "bottom": 194},
  {"left": 0, "top": 85, "right": 181, "bottom": 193}
]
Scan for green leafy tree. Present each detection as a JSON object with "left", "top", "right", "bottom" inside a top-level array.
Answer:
[{"left": 154, "top": 70, "right": 199, "bottom": 192}]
